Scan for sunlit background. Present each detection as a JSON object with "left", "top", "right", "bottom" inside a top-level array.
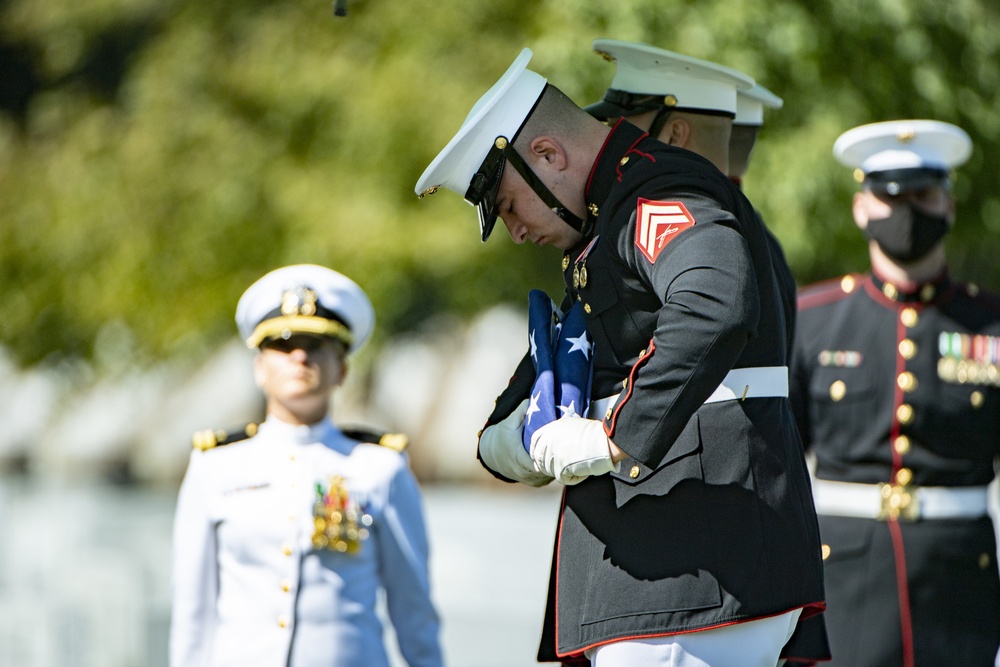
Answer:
[{"left": 1, "top": 0, "right": 999, "bottom": 664}]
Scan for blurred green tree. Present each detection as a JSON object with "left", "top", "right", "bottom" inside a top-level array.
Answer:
[{"left": 0, "top": 0, "right": 997, "bottom": 366}]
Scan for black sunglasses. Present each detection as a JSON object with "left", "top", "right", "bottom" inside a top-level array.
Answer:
[{"left": 262, "top": 335, "right": 339, "bottom": 355}]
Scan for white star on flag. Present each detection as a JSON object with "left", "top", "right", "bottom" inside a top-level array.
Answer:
[
  {"left": 564, "top": 332, "right": 592, "bottom": 359},
  {"left": 525, "top": 391, "right": 541, "bottom": 425},
  {"left": 557, "top": 400, "right": 579, "bottom": 418},
  {"left": 529, "top": 330, "right": 538, "bottom": 362}
]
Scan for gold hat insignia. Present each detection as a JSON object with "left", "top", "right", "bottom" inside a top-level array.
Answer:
[{"left": 281, "top": 286, "right": 318, "bottom": 317}]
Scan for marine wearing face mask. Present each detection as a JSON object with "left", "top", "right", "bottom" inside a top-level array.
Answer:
[
  {"left": 855, "top": 169, "right": 956, "bottom": 267},
  {"left": 863, "top": 195, "right": 950, "bottom": 263},
  {"left": 789, "top": 120, "right": 1000, "bottom": 667},
  {"left": 836, "top": 121, "right": 964, "bottom": 272}
]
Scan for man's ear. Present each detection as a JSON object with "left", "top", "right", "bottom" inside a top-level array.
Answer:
[
  {"left": 662, "top": 118, "right": 691, "bottom": 148},
  {"left": 528, "top": 136, "right": 567, "bottom": 169},
  {"left": 852, "top": 191, "right": 869, "bottom": 231}
]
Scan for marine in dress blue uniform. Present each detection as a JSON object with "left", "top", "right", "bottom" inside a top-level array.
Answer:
[
  {"left": 584, "top": 41, "right": 799, "bottom": 365},
  {"left": 729, "top": 83, "right": 800, "bottom": 365},
  {"left": 729, "top": 81, "right": 833, "bottom": 666},
  {"left": 790, "top": 121, "right": 1000, "bottom": 666},
  {"left": 415, "top": 49, "right": 825, "bottom": 666},
  {"left": 584, "top": 44, "right": 829, "bottom": 666},
  {"left": 170, "top": 264, "right": 443, "bottom": 667},
  {"left": 729, "top": 83, "right": 784, "bottom": 187}
]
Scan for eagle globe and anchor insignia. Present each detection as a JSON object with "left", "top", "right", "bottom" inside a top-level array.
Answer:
[{"left": 312, "top": 475, "right": 373, "bottom": 554}]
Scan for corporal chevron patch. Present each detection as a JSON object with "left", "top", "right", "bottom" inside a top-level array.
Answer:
[{"left": 635, "top": 199, "right": 696, "bottom": 262}]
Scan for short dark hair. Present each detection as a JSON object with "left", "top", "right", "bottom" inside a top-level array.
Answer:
[{"left": 515, "top": 85, "right": 593, "bottom": 150}]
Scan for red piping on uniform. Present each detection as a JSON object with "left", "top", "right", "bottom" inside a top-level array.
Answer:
[
  {"left": 889, "top": 307, "right": 915, "bottom": 667},
  {"left": 552, "top": 487, "right": 568, "bottom": 657},
  {"left": 585, "top": 119, "right": 630, "bottom": 197},
  {"left": 782, "top": 657, "right": 829, "bottom": 665},
  {"left": 620, "top": 145, "right": 656, "bottom": 181},
  {"left": 888, "top": 519, "right": 914, "bottom": 667},
  {"left": 619, "top": 142, "right": 656, "bottom": 181},
  {"left": 557, "top": 602, "right": 827, "bottom": 659},
  {"left": 797, "top": 275, "right": 859, "bottom": 311},
  {"left": 870, "top": 264, "right": 951, "bottom": 297},
  {"left": 585, "top": 120, "right": 653, "bottom": 198},
  {"left": 863, "top": 278, "right": 893, "bottom": 308},
  {"left": 604, "top": 339, "right": 656, "bottom": 438}
]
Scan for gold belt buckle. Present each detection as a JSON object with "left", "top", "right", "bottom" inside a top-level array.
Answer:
[{"left": 878, "top": 483, "right": 919, "bottom": 522}]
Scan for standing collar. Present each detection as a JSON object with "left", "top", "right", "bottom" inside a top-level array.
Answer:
[
  {"left": 257, "top": 415, "right": 338, "bottom": 445},
  {"left": 583, "top": 119, "right": 650, "bottom": 232},
  {"left": 868, "top": 268, "right": 952, "bottom": 304}
]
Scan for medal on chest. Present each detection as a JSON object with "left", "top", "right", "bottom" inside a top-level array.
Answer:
[
  {"left": 938, "top": 331, "right": 1000, "bottom": 386},
  {"left": 569, "top": 235, "right": 599, "bottom": 289},
  {"left": 311, "top": 475, "right": 373, "bottom": 554}
]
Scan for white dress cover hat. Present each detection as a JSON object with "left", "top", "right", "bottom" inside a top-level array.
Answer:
[
  {"left": 734, "top": 84, "right": 784, "bottom": 127},
  {"left": 236, "top": 264, "right": 375, "bottom": 353},
  {"left": 415, "top": 49, "right": 546, "bottom": 203},
  {"left": 833, "top": 119, "right": 971, "bottom": 194},
  {"left": 585, "top": 39, "right": 754, "bottom": 120}
]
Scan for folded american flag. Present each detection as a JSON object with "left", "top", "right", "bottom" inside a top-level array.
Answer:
[{"left": 522, "top": 290, "right": 594, "bottom": 453}]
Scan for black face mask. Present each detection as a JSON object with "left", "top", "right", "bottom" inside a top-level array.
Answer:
[{"left": 865, "top": 204, "right": 951, "bottom": 263}]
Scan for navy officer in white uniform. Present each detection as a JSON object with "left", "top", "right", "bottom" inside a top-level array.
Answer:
[{"left": 170, "top": 264, "right": 443, "bottom": 667}]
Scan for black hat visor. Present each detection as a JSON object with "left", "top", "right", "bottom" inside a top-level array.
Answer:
[
  {"left": 866, "top": 168, "right": 949, "bottom": 196},
  {"left": 466, "top": 140, "right": 508, "bottom": 242}
]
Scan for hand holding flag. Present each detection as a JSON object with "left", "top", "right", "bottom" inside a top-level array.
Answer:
[{"left": 522, "top": 290, "right": 594, "bottom": 453}]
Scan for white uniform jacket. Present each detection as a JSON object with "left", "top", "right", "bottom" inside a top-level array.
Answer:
[{"left": 169, "top": 417, "right": 443, "bottom": 667}]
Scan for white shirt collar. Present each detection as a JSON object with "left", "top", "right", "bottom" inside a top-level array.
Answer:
[{"left": 257, "top": 415, "right": 338, "bottom": 445}]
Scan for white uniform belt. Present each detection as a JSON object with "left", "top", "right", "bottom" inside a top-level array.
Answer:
[
  {"left": 813, "top": 478, "right": 990, "bottom": 521},
  {"left": 703, "top": 366, "right": 788, "bottom": 404},
  {"left": 588, "top": 394, "right": 620, "bottom": 420},
  {"left": 587, "top": 366, "right": 788, "bottom": 419}
]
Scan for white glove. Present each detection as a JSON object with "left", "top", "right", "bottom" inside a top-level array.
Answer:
[
  {"left": 529, "top": 417, "right": 621, "bottom": 485},
  {"left": 478, "top": 400, "right": 553, "bottom": 487}
]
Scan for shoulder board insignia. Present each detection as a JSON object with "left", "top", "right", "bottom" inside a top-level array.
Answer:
[
  {"left": 378, "top": 433, "right": 409, "bottom": 452},
  {"left": 192, "top": 422, "right": 258, "bottom": 451},
  {"left": 341, "top": 426, "right": 409, "bottom": 453}
]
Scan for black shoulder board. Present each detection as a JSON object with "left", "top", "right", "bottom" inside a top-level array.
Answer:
[
  {"left": 192, "top": 422, "right": 259, "bottom": 451},
  {"left": 340, "top": 426, "right": 409, "bottom": 453}
]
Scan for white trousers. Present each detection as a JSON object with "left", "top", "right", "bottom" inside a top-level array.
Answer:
[{"left": 585, "top": 609, "right": 802, "bottom": 667}]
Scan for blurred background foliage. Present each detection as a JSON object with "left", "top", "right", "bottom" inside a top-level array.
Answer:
[{"left": 1, "top": 0, "right": 998, "bottom": 368}]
